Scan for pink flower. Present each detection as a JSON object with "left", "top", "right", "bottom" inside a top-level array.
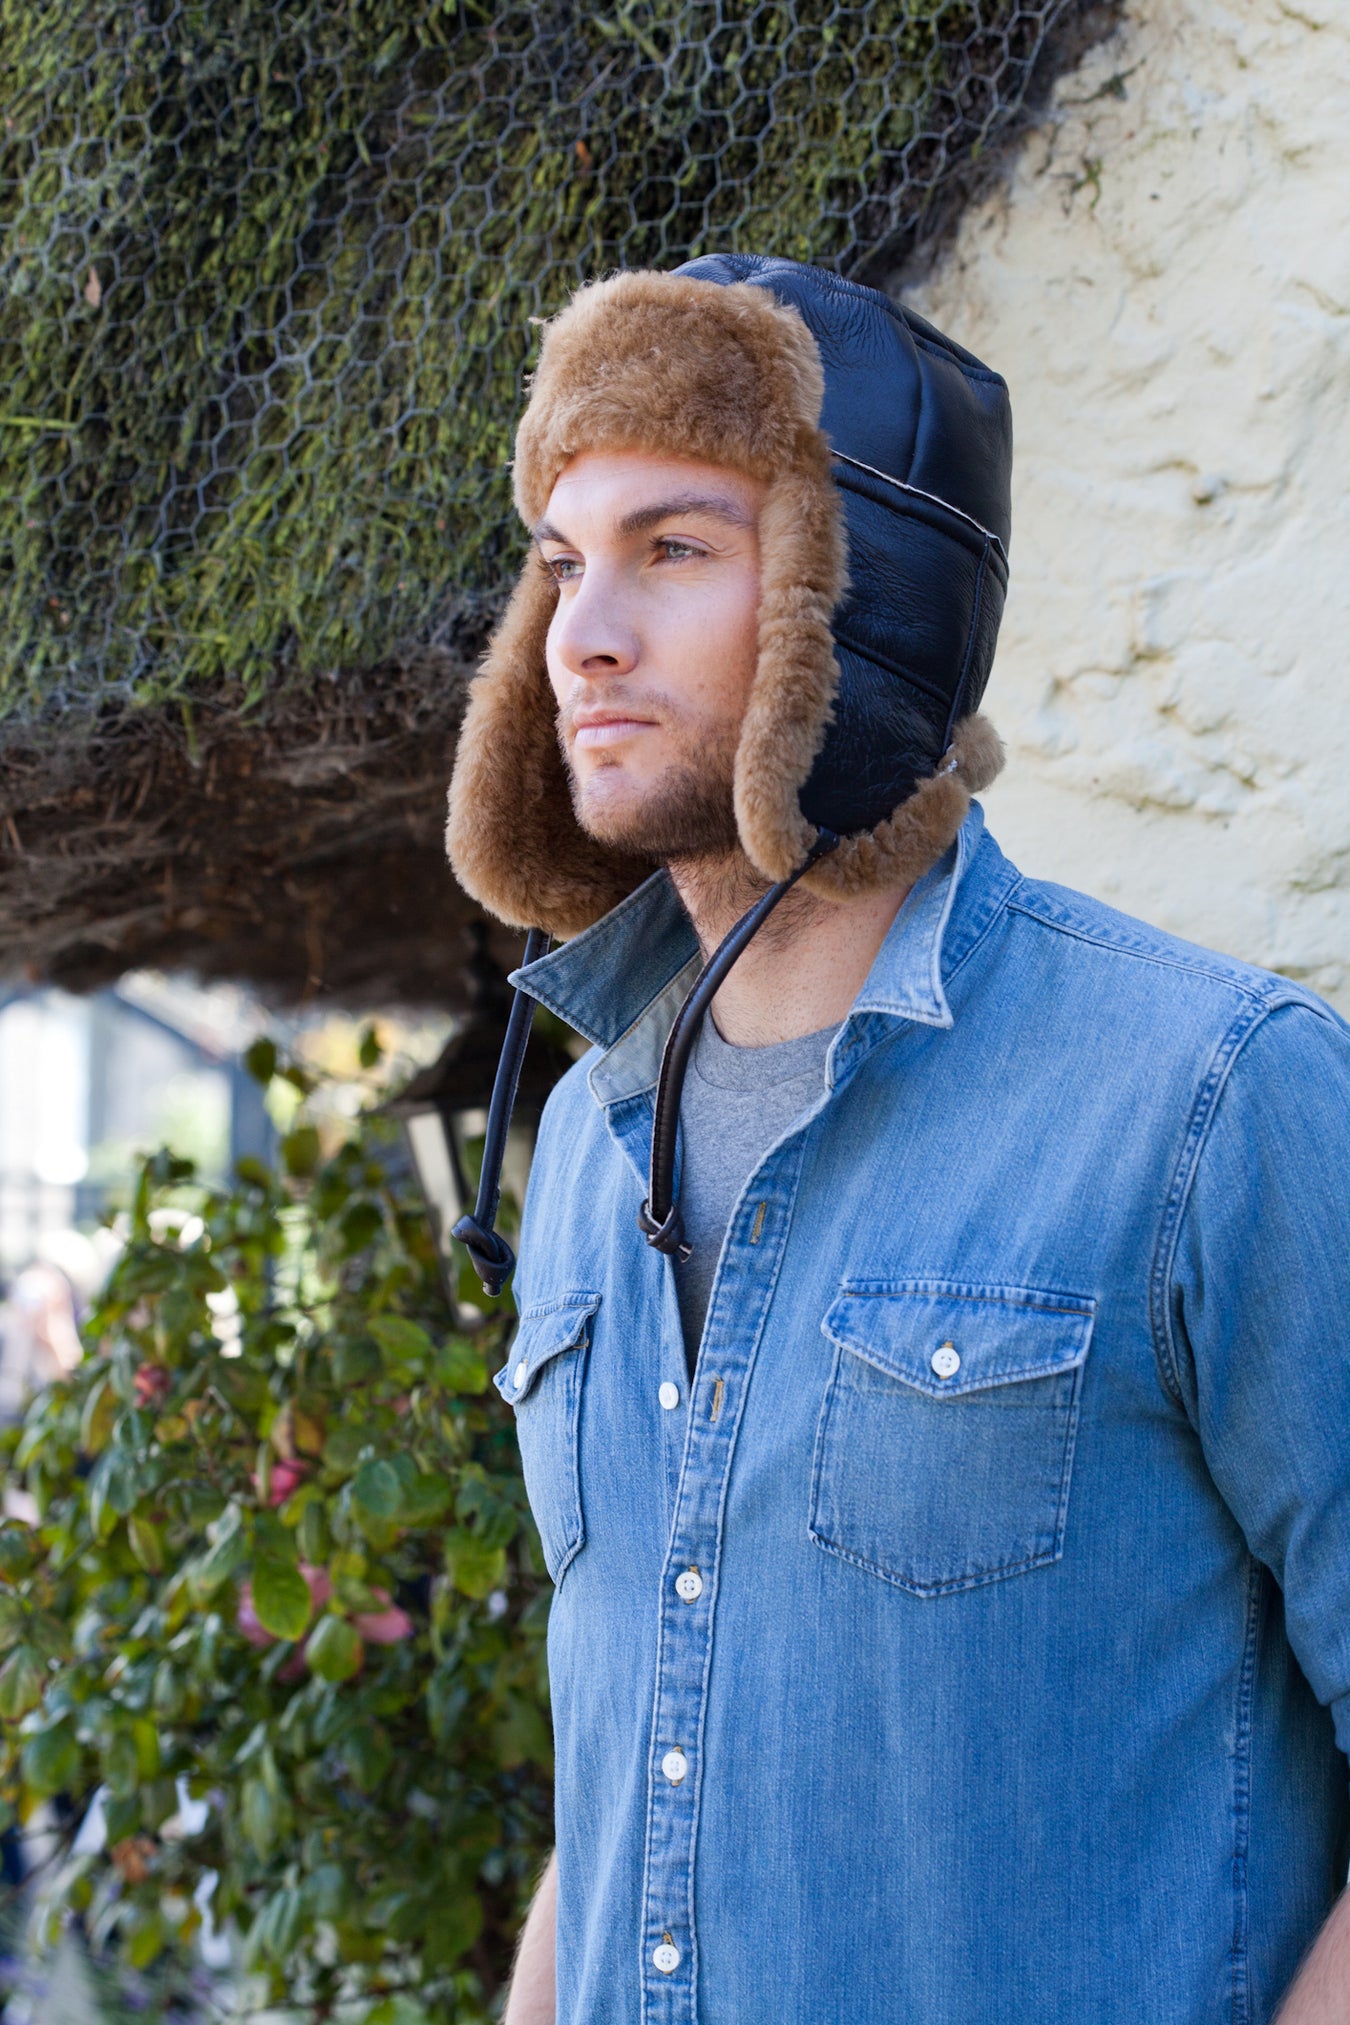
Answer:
[
  {"left": 300, "top": 1563, "right": 333, "bottom": 1611},
  {"left": 134, "top": 1363, "right": 172, "bottom": 1408},
  {"left": 351, "top": 1585, "right": 414, "bottom": 1645},
  {"left": 235, "top": 1581, "right": 273, "bottom": 1648},
  {"left": 250, "top": 1457, "right": 308, "bottom": 1507}
]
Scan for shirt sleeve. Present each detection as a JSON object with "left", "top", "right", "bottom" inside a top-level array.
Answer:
[{"left": 1167, "top": 998, "right": 1350, "bottom": 1758}]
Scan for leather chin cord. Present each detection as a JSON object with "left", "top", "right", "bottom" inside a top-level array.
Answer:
[
  {"left": 456, "top": 828, "right": 840, "bottom": 1296},
  {"left": 453, "top": 926, "right": 551, "bottom": 1298},
  {"left": 638, "top": 826, "right": 840, "bottom": 1259}
]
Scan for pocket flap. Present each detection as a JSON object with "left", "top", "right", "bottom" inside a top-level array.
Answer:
[
  {"left": 822, "top": 1281, "right": 1094, "bottom": 1399},
  {"left": 495, "top": 1293, "right": 601, "bottom": 1405}
]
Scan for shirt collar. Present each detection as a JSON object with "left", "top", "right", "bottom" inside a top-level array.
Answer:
[{"left": 511, "top": 802, "right": 993, "bottom": 1099}]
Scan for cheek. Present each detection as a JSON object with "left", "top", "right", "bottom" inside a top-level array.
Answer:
[
  {"left": 665, "top": 568, "right": 760, "bottom": 719},
  {"left": 544, "top": 610, "right": 570, "bottom": 709}
]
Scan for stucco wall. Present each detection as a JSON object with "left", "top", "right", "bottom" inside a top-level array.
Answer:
[{"left": 902, "top": 0, "right": 1350, "bottom": 1008}]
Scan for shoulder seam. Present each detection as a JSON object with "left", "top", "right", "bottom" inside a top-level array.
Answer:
[
  {"left": 1007, "top": 892, "right": 1296, "bottom": 1006},
  {"left": 1148, "top": 999, "right": 1283, "bottom": 1411}
]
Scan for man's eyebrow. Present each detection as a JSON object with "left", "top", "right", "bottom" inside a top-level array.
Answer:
[{"left": 532, "top": 493, "right": 755, "bottom": 545}]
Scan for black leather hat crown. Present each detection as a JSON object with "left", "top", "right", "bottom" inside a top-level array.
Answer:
[
  {"left": 448, "top": 255, "right": 1010, "bottom": 937},
  {"left": 678, "top": 253, "right": 1011, "bottom": 838}
]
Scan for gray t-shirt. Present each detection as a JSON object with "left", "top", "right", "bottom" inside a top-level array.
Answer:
[{"left": 673, "top": 1014, "right": 836, "bottom": 1371}]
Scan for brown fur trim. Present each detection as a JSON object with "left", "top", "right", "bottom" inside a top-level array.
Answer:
[
  {"left": 445, "top": 560, "right": 651, "bottom": 935},
  {"left": 802, "top": 712, "right": 1005, "bottom": 899},
  {"left": 733, "top": 466, "right": 848, "bottom": 881},
  {"left": 513, "top": 272, "right": 827, "bottom": 526}
]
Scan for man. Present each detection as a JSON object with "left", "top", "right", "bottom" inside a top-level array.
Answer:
[{"left": 447, "top": 257, "right": 1350, "bottom": 2023}]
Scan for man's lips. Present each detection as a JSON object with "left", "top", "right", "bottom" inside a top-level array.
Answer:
[{"left": 571, "top": 715, "right": 657, "bottom": 750}]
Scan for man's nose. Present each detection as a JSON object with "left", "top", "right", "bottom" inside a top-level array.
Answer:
[{"left": 551, "top": 567, "right": 641, "bottom": 680}]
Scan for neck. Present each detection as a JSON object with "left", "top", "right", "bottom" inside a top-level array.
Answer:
[{"left": 667, "top": 848, "right": 911, "bottom": 1047}]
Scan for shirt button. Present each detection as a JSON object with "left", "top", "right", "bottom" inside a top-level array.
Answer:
[
  {"left": 658, "top": 1380, "right": 680, "bottom": 1411},
  {"left": 512, "top": 1361, "right": 528, "bottom": 1389},
  {"left": 661, "top": 1746, "right": 688, "bottom": 1785},
  {"left": 931, "top": 1342, "right": 961, "bottom": 1380},
  {"left": 653, "top": 1939, "right": 681, "bottom": 1975},
  {"left": 675, "top": 1567, "right": 703, "bottom": 1603}
]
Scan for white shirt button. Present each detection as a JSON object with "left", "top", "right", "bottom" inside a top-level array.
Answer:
[
  {"left": 675, "top": 1567, "right": 703, "bottom": 1603},
  {"left": 931, "top": 1343, "right": 961, "bottom": 1380},
  {"left": 661, "top": 1746, "right": 688, "bottom": 1785},
  {"left": 658, "top": 1381, "right": 680, "bottom": 1411},
  {"left": 512, "top": 1361, "right": 528, "bottom": 1389},
  {"left": 653, "top": 1940, "right": 681, "bottom": 1975}
]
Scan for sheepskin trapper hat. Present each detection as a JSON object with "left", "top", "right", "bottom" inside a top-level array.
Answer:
[{"left": 447, "top": 255, "right": 1011, "bottom": 937}]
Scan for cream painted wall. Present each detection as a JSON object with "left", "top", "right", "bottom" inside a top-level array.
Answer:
[{"left": 903, "top": 0, "right": 1350, "bottom": 1007}]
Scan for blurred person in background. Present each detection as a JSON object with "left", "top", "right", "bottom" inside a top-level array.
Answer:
[{"left": 0, "top": 1230, "right": 103, "bottom": 1427}]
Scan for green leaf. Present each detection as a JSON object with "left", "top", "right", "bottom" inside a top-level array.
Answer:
[
  {"left": 332, "top": 1337, "right": 382, "bottom": 1386},
  {"left": 242, "top": 1773, "right": 278, "bottom": 1858},
  {"left": 398, "top": 1472, "right": 452, "bottom": 1524},
  {"left": 305, "top": 1615, "right": 363, "bottom": 1683},
  {"left": 358, "top": 1024, "right": 383, "bottom": 1069},
  {"left": 125, "top": 1908, "right": 167, "bottom": 1970},
  {"left": 368, "top": 1314, "right": 433, "bottom": 1365},
  {"left": 352, "top": 1458, "right": 401, "bottom": 1519},
  {"left": 251, "top": 1557, "right": 313, "bottom": 1642},
  {"left": 419, "top": 1886, "right": 483, "bottom": 1970},
  {"left": 127, "top": 1515, "right": 165, "bottom": 1573},
  {"left": 88, "top": 1450, "right": 140, "bottom": 1537},
  {"left": 367, "top": 1995, "right": 432, "bottom": 2025},
  {"left": 339, "top": 1200, "right": 384, "bottom": 1254},
  {"left": 27, "top": 1612, "right": 70, "bottom": 1661},
  {"left": 0, "top": 1646, "right": 46, "bottom": 1720},
  {"left": 131, "top": 1717, "right": 161, "bottom": 1780},
  {"left": 443, "top": 1528, "right": 507, "bottom": 1600},
  {"left": 0, "top": 1525, "right": 34, "bottom": 1584},
  {"left": 305, "top": 1860, "right": 348, "bottom": 1921},
  {"left": 79, "top": 1376, "right": 118, "bottom": 1457},
  {"left": 323, "top": 1422, "right": 367, "bottom": 1471},
  {"left": 340, "top": 1723, "right": 391, "bottom": 1793},
  {"left": 244, "top": 1037, "right": 278, "bottom": 1085},
  {"left": 102, "top": 1729, "right": 141, "bottom": 1800},
  {"left": 253, "top": 1884, "right": 305, "bottom": 1964},
  {"left": 0, "top": 1593, "right": 25, "bottom": 1651},
  {"left": 434, "top": 1337, "right": 488, "bottom": 1394},
  {"left": 297, "top": 1499, "right": 331, "bottom": 1563},
  {"left": 21, "top": 1721, "right": 80, "bottom": 1799},
  {"left": 282, "top": 1124, "right": 322, "bottom": 1177}
]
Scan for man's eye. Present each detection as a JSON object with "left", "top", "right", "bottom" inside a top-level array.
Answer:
[
  {"left": 656, "top": 538, "right": 702, "bottom": 562},
  {"left": 546, "top": 555, "right": 582, "bottom": 582}
]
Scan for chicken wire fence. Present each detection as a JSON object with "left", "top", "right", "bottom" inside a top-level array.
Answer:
[{"left": 1, "top": 0, "right": 1077, "bottom": 722}]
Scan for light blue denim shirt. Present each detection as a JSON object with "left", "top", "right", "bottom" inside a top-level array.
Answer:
[{"left": 501, "top": 807, "right": 1350, "bottom": 2025}]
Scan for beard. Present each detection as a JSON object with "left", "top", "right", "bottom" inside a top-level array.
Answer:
[
  {"left": 557, "top": 702, "right": 827, "bottom": 946},
  {"left": 558, "top": 712, "right": 741, "bottom": 863}
]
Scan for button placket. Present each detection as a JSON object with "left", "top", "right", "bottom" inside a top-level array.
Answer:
[{"left": 639, "top": 1141, "right": 807, "bottom": 2023}]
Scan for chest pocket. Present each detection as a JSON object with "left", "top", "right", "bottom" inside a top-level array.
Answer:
[
  {"left": 810, "top": 1281, "right": 1094, "bottom": 1597},
  {"left": 496, "top": 1292, "right": 600, "bottom": 1586}
]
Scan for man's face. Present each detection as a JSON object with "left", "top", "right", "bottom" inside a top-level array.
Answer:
[{"left": 539, "top": 449, "right": 766, "bottom": 859}]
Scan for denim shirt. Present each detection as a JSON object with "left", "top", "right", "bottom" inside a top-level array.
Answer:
[{"left": 502, "top": 808, "right": 1350, "bottom": 2025}]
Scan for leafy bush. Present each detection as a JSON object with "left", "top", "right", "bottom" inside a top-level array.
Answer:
[{"left": 0, "top": 1047, "right": 552, "bottom": 2021}]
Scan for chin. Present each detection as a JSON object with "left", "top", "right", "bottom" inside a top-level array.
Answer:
[{"left": 574, "top": 782, "right": 652, "bottom": 850}]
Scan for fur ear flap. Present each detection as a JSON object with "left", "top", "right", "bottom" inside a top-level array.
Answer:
[
  {"left": 445, "top": 561, "right": 651, "bottom": 936},
  {"left": 733, "top": 464, "right": 848, "bottom": 882},
  {"left": 801, "top": 712, "right": 1005, "bottom": 899}
]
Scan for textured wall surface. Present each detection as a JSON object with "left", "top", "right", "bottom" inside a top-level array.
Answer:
[{"left": 904, "top": 0, "right": 1350, "bottom": 1008}]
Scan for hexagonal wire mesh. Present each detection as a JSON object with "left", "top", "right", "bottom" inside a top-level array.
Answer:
[{"left": 1, "top": 0, "right": 1080, "bottom": 730}]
